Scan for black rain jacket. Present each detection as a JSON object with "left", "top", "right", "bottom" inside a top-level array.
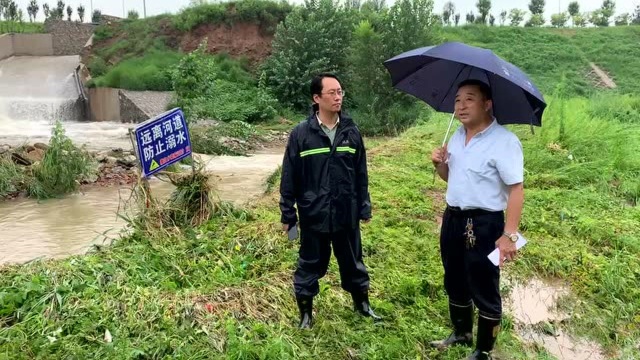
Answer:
[{"left": 279, "top": 112, "right": 371, "bottom": 233}]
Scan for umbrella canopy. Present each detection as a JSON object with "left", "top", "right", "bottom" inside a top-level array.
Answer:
[{"left": 383, "top": 41, "right": 546, "bottom": 127}]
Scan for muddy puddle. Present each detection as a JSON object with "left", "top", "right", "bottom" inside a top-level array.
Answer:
[
  {"left": 0, "top": 149, "right": 284, "bottom": 266},
  {"left": 506, "top": 278, "right": 606, "bottom": 360}
]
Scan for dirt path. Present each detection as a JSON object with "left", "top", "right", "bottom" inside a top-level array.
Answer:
[{"left": 589, "top": 63, "right": 617, "bottom": 89}]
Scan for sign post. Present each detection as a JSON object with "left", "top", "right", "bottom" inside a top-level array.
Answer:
[{"left": 133, "top": 107, "right": 192, "bottom": 178}]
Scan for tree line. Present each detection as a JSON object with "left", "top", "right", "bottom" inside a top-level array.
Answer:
[{"left": 440, "top": 0, "right": 639, "bottom": 27}]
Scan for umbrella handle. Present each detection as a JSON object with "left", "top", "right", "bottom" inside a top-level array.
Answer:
[
  {"left": 442, "top": 111, "right": 456, "bottom": 147},
  {"left": 433, "top": 111, "right": 457, "bottom": 184}
]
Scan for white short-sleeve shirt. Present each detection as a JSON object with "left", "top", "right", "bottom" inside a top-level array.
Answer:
[{"left": 445, "top": 119, "right": 524, "bottom": 212}]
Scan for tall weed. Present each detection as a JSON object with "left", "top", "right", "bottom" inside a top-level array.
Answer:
[{"left": 27, "top": 122, "right": 95, "bottom": 199}]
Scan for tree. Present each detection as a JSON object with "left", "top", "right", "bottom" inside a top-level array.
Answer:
[
  {"left": 573, "top": 13, "right": 587, "bottom": 27},
  {"left": 7, "top": 0, "right": 17, "bottom": 21},
  {"left": 508, "top": 8, "right": 525, "bottom": 26},
  {"left": 0, "top": 0, "right": 10, "bottom": 21},
  {"left": 567, "top": 1, "right": 579, "bottom": 17},
  {"left": 499, "top": 10, "right": 507, "bottom": 25},
  {"left": 27, "top": 0, "right": 39, "bottom": 22},
  {"left": 466, "top": 11, "right": 475, "bottom": 24},
  {"left": 528, "top": 0, "right": 544, "bottom": 15},
  {"left": 476, "top": 0, "right": 491, "bottom": 24},
  {"left": 66, "top": 4, "right": 72, "bottom": 21},
  {"left": 77, "top": 4, "right": 84, "bottom": 22},
  {"left": 489, "top": 14, "right": 495, "bottom": 25},
  {"left": 42, "top": 3, "right": 49, "bottom": 19},
  {"left": 589, "top": 9, "right": 608, "bottom": 26},
  {"left": 91, "top": 9, "right": 101, "bottom": 23},
  {"left": 550, "top": 12, "right": 568, "bottom": 27},
  {"left": 127, "top": 10, "right": 139, "bottom": 19},
  {"left": 261, "top": 0, "right": 356, "bottom": 110},
  {"left": 525, "top": 13, "right": 544, "bottom": 26},
  {"left": 454, "top": 13, "right": 460, "bottom": 25},
  {"left": 599, "top": 0, "right": 615, "bottom": 25},
  {"left": 614, "top": 13, "right": 629, "bottom": 26},
  {"left": 633, "top": 6, "right": 640, "bottom": 25},
  {"left": 344, "top": 0, "right": 361, "bottom": 10},
  {"left": 442, "top": 1, "right": 455, "bottom": 25}
]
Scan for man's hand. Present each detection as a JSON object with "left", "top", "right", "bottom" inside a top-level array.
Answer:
[
  {"left": 361, "top": 218, "right": 371, "bottom": 224},
  {"left": 282, "top": 223, "right": 289, "bottom": 233},
  {"left": 431, "top": 145, "right": 448, "bottom": 166},
  {"left": 495, "top": 236, "right": 517, "bottom": 267}
]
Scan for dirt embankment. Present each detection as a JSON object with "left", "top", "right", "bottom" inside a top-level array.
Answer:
[
  {"left": 180, "top": 22, "right": 274, "bottom": 64},
  {"left": 85, "top": 18, "right": 274, "bottom": 68}
]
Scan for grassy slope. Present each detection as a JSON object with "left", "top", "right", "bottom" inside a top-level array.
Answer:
[
  {"left": 1, "top": 97, "right": 639, "bottom": 358},
  {"left": 0, "top": 21, "right": 43, "bottom": 34},
  {"left": 439, "top": 25, "right": 640, "bottom": 96}
]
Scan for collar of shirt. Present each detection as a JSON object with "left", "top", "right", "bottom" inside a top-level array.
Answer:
[
  {"left": 316, "top": 112, "right": 340, "bottom": 130},
  {"left": 459, "top": 117, "right": 498, "bottom": 138}
]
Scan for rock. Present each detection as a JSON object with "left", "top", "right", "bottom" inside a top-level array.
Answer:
[
  {"left": 24, "top": 145, "right": 36, "bottom": 152},
  {"left": 33, "top": 143, "right": 49, "bottom": 151},
  {"left": 0, "top": 144, "right": 11, "bottom": 154},
  {"left": 116, "top": 155, "right": 137, "bottom": 168},
  {"left": 26, "top": 149, "right": 45, "bottom": 163},
  {"left": 11, "top": 152, "right": 31, "bottom": 166}
]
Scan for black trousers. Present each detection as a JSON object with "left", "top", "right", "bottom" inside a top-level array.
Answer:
[
  {"left": 440, "top": 206, "right": 504, "bottom": 318},
  {"left": 293, "top": 227, "right": 370, "bottom": 297}
]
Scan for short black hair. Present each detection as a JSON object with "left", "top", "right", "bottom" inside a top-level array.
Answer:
[
  {"left": 310, "top": 73, "right": 341, "bottom": 99},
  {"left": 458, "top": 79, "right": 492, "bottom": 100}
]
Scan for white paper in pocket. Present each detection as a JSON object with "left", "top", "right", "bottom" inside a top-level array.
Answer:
[{"left": 488, "top": 232, "right": 527, "bottom": 266}]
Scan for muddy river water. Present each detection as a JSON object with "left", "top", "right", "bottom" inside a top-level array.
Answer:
[{"left": 0, "top": 150, "right": 284, "bottom": 265}]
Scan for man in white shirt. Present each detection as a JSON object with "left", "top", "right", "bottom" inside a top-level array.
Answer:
[{"left": 429, "top": 79, "right": 524, "bottom": 360}]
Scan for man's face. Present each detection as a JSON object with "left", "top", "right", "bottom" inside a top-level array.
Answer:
[
  {"left": 454, "top": 85, "right": 492, "bottom": 126},
  {"left": 313, "top": 77, "right": 343, "bottom": 113}
]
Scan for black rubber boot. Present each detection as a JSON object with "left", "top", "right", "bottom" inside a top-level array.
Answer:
[
  {"left": 430, "top": 302, "right": 474, "bottom": 350},
  {"left": 351, "top": 291, "right": 382, "bottom": 321},
  {"left": 465, "top": 314, "right": 501, "bottom": 359},
  {"left": 296, "top": 296, "right": 313, "bottom": 329}
]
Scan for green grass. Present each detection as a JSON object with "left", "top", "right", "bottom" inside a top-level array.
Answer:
[
  {"left": 1, "top": 94, "right": 639, "bottom": 358},
  {"left": 440, "top": 25, "right": 640, "bottom": 96},
  {"left": 0, "top": 155, "right": 24, "bottom": 198},
  {"left": 89, "top": 50, "right": 182, "bottom": 91},
  {"left": 173, "top": 0, "right": 292, "bottom": 33},
  {"left": 0, "top": 21, "right": 44, "bottom": 34}
]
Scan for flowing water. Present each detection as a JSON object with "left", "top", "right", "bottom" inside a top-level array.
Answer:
[
  {"left": 0, "top": 56, "right": 83, "bottom": 122},
  {"left": 0, "top": 54, "right": 285, "bottom": 266},
  {"left": 0, "top": 149, "right": 284, "bottom": 266}
]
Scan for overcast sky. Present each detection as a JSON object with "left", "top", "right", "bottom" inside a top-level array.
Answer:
[{"left": 13, "top": 0, "right": 638, "bottom": 24}]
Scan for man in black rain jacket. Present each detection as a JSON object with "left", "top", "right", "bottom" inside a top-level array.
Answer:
[{"left": 279, "top": 73, "right": 381, "bottom": 329}]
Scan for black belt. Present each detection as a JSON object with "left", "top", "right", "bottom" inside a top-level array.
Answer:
[{"left": 446, "top": 205, "right": 502, "bottom": 217}]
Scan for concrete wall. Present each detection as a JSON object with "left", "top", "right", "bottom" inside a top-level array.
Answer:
[
  {"left": 119, "top": 91, "right": 149, "bottom": 124},
  {"left": 0, "top": 34, "right": 55, "bottom": 59},
  {"left": 12, "top": 34, "right": 54, "bottom": 56},
  {"left": 0, "top": 34, "right": 12, "bottom": 60},
  {"left": 88, "top": 87, "right": 120, "bottom": 122},
  {"left": 44, "top": 20, "right": 95, "bottom": 56}
]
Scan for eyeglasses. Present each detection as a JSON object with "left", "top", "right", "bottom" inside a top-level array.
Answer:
[{"left": 322, "top": 90, "right": 345, "bottom": 97}]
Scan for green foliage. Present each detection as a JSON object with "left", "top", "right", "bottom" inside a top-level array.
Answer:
[
  {"left": 172, "top": 42, "right": 278, "bottom": 123},
  {"left": 2, "top": 98, "right": 640, "bottom": 357},
  {"left": 261, "top": 0, "right": 356, "bottom": 110},
  {"left": 174, "top": 0, "right": 292, "bottom": 32},
  {"left": 0, "top": 155, "right": 24, "bottom": 198},
  {"left": 190, "top": 121, "right": 257, "bottom": 155},
  {"left": 27, "top": 122, "right": 95, "bottom": 199},
  {"left": 346, "top": 0, "right": 439, "bottom": 135},
  {"left": 0, "top": 20, "right": 43, "bottom": 33},
  {"left": 91, "top": 50, "right": 181, "bottom": 91}
]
